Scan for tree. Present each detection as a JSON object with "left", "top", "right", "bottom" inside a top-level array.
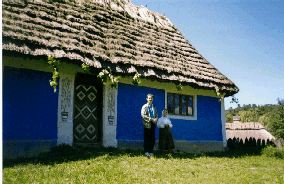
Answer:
[
  {"left": 225, "top": 112, "right": 233, "bottom": 123},
  {"left": 225, "top": 101, "right": 280, "bottom": 125},
  {"left": 239, "top": 109, "right": 258, "bottom": 122},
  {"left": 259, "top": 113, "right": 271, "bottom": 126},
  {"left": 267, "top": 99, "right": 284, "bottom": 139}
]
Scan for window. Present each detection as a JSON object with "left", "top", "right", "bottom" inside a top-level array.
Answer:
[{"left": 167, "top": 93, "right": 193, "bottom": 116}]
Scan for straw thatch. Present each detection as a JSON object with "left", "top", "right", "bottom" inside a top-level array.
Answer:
[{"left": 2, "top": 0, "right": 239, "bottom": 96}]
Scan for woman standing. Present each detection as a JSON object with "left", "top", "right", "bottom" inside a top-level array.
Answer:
[{"left": 157, "top": 109, "right": 175, "bottom": 155}]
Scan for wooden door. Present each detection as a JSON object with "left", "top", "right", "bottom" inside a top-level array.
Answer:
[{"left": 73, "top": 73, "right": 103, "bottom": 145}]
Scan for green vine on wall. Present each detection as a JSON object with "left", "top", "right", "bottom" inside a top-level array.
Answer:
[
  {"left": 81, "top": 63, "right": 90, "bottom": 72},
  {"left": 97, "top": 69, "right": 119, "bottom": 89},
  {"left": 47, "top": 57, "right": 201, "bottom": 94},
  {"left": 215, "top": 87, "right": 225, "bottom": 103},
  {"left": 48, "top": 56, "right": 60, "bottom": 92},
  {"left": 132, "top": 73, "right": 141, "bottom": 86},
  {"left": 176, "top": 83, "right": 183, "bottom": 91},
  {"left": 215, "top": 87, "right": 239, "bottom": 104}
]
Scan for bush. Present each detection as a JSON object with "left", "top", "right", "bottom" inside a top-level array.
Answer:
[
  {"left": 245, "top": 137, "right": 249, "bottom": 147},
  {"left": 249, "top": 137, "right": 253, "bottom": 147},
  {"left": 227, "top": 138, "right": 233, "bottom": 150},
  {"left": 239, "top": 138, "right": 244, "bottom": 145},
  {"left": 267, "top": 99, "right": 284, "bottom": 139},
  {"left": 262, "top": 139, "right": 266, "bottom": 147},
  {"left": 261, "top": 146, "right": 284, "bottom": 159},
  {"left": 257, "top": 139, "right": 261, "bottom": 147}
]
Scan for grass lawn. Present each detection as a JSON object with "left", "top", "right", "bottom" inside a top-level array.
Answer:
[{"left": 3, "top": 145, "right": 284, "bottom": 183}]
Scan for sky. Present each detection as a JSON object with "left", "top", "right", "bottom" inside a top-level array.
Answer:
[{"left": 131, "top": 0, "right": 284, "bottom": 110}]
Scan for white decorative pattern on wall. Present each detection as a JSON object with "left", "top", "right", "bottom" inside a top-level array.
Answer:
[
  {"left": 61, "top": 77, "right": 71, "bottom": 111},
  {"left": 61, "top": 77, "right": 72, "bottom": 121},
  {"left": 57, "top": 72, "right": 75, "bottom": 146},
  {"left": 107, "top": 85, "right": 115, "bottom": 116},
  {"left": 103, "top": 84, "right": 118, "bottom": 147}
]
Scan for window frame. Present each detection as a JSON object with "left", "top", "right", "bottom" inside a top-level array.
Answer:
[{"left": 165, "top": 91, "right": 197, "bottom": 120}]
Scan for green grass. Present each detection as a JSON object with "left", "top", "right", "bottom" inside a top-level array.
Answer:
[{"left": 3, "top": 145, "right": 284, "bottom": 183}]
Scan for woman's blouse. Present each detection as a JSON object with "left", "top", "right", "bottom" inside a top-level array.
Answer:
[{"left": 157, "top": 117, "right": 173, "bottom": 128}]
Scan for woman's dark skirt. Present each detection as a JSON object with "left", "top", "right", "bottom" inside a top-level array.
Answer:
[{"left": 159, "top": 127, "right": 175, "bottom": 150}]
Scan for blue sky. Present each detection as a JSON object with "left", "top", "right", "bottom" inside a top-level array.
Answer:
[{"left": 132, "top": 0, "right": 284, "bottom": 109}]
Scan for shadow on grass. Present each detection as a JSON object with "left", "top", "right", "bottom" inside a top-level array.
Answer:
[
  {"left": 2, "top": 144, "right": 273, "bottom": 168},
  {"left": 156, "top": 146, "right": 266, "bottom": 160}
]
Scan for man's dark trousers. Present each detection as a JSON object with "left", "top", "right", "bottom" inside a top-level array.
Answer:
[{"left": 144, "top": 122, "right": 156, "bottom": 153}]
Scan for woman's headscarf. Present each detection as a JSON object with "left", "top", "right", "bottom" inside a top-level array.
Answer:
[{"left": 162, "top": 109, "right": 167, "bottom": 117}]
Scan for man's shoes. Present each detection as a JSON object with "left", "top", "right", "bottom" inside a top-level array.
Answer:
[
  {"left": 145, "top": 152, "right": 150, "bottom": 156},
  {"left": 149, "top": 153, "right": 154, "bottom": 156}
]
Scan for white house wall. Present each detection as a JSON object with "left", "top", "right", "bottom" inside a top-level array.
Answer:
[
  {"left": 57, "top": 73, "right": 75, "bottom": 146},
  {"left": 221, "top": 98, "right": 227, "bottom": 147},
  {"left": 102, "top": 84, "right": 118, "bottom": 147}
]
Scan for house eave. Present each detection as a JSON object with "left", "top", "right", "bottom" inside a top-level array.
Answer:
[{"left": 2, "top": 0, "right": 239, "bottom": 96}]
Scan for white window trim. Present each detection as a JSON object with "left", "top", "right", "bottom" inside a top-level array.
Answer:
[{"left": 165, "top": 90, "right": 197, "bottom": 121}]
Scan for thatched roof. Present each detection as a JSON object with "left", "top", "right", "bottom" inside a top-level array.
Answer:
[
  {"left": 2, "top": 0, "right": 239, "bottom": 96},
  {"left": 226, "top": 130, "right": 275, "bottom": 141}
]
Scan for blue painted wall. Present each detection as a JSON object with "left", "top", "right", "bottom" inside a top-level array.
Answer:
[
  {"left": 117, "top": 83, "right": 223, "bottom": 142},
  {"left": 3, "top": 67, "right": 58, "bottom": 141},
  {"left": 117, "top": 83, "right": 165, "bottom": 140},
  {"left": 170, "top": 96, "right": 222, "bottom": 141}
]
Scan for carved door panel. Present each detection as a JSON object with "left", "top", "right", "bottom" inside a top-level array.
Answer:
[{"left": 73, "top": 73, "right": 103, "bottom": 144}]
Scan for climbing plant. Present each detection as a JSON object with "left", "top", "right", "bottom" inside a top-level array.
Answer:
[
  {"left": 47, "top": 57, "right": 213, "bottom": 95},
  {"left": 215, "top": 87, "right": 225, "bottom": 102},
  {"left": 81, "top": 63, "right": 90, "bottom": 72},
  {"left": 215, "top": 87, "right": 239, "bottom": 105},
  {"left": 176, "top": 83, "right": 183, "bottom": 91},
  {"left": 48, "top": 56, "right": 60, "bottom": 92},
  {"left": 132, "top": 73, "right": 141, "bottom": 86},
  {"left": 97, "top": 69, "right": 119, "bottom": 89}
]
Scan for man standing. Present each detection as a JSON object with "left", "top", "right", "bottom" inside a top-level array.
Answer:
[{"left": 141, "top": 94, "right": 158, "bottom": 156}]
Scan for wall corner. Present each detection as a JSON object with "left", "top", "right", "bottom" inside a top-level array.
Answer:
[
  {"left": 221, "top": 98, "right": 227, "bottom": 147},
  {"left": 102, "top": 84, "right": 118, "bottom": 147}
]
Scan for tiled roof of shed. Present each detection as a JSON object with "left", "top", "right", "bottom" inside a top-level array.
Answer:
[{"left": 2, "top": 0, "right": 239, "bottom": 96}]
